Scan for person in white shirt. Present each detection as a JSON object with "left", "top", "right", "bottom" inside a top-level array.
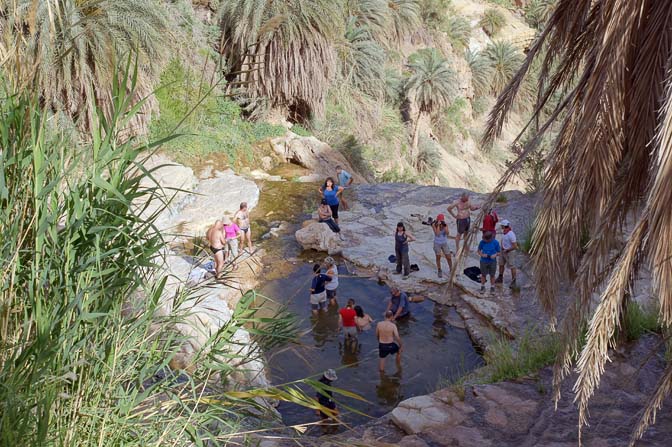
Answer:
[
  {"left": 324, "top": 256, "right": 339, "bottom": 306},
  {"left": 496, "top": 219, "right": 518, "bottom": 288}
]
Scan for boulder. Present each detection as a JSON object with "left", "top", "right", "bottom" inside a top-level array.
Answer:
[
  {"left": 270, "top": 132, "right": 367, "bottom": 183},
  {"left": 295, "top": 221, "right": 343, "bottom": 254}
]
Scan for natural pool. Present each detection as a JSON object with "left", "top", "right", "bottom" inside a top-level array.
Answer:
[{"left": 260, "top": 260, "right": 484, "bottom": 431}]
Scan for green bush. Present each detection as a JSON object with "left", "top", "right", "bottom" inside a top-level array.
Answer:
[
  {"left": 485, "top": 330, "right": 560, "bottom": 383},
  {"left": 151, "top": 59, "right": 285, "bottom": 165},
  {"left": 480, "top": 8, "right": 506, "bottom": 37},
  {"left": 291, "top": 123, "right": 313, "bottom": 136},
  {"left": 420, "top": 0, "right": 452, "bottom": 29},
  {"left": 416, "top": 136, "right": 443, "bottom": 176},
  {"left": 622, "top": 302, "right": 660, "bottom": 341},
  {"left": 443, "top": 15, "right": 472, "bottom": 52}
]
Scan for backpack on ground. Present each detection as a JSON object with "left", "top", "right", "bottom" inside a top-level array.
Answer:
[{"left": 463, "top": 266, "right": 481, "bottom": 283}]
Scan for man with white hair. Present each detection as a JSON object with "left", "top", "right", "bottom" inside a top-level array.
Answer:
[{"left": 496, "top": 219, "right": 518, "bottom": 288}]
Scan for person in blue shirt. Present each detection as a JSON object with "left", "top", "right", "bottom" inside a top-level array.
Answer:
[
  {"left": 310, "top": 263, "right": 332, "bottom": 315},
  {"left": 335, "top": 165, "right": 353, "bottom": 211},
  {"left": 387, "top": 287, "right": 410, "bottom": 320},
  {"left": 319, "top": 177, "right": 345, "bottom": 223},
  {"left": 477, "top": 231, "right": 501, "bottom": 293}
]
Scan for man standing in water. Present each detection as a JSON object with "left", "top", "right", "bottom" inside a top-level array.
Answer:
[
  {"left": 206, "top": 220, "right": 227, "bottom": 275},
  {"left": 376, "top": 311, "right": 403, "bottom": 372},
  {"left": 447, "top": 192, "right": 480, "bottom": 254},
  {"left": 310, "top": 264, "right": 331, "bottom": 315}
]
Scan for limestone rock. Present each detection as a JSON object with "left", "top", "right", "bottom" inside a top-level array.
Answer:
[
  {"left": 271, "top": 132, "right": 366, "bottom": 183},
  {"left": 295, "top": 221, "right": 343, "bottom": 254}
]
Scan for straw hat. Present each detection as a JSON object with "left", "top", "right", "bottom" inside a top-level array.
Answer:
[{"left": 221, "top": 215, "right": 232, "bottom": 225}]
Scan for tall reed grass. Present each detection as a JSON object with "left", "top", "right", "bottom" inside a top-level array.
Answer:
[{"left": 0, "top": 65, "right": 340, "bottom": 446}]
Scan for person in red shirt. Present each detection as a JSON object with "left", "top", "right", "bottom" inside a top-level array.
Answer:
[
  {"left": 481, "top": 208, "right": 499, "bottom": 235},
  {"left": 339, "top": 299, "right": 358, "bottom": 346}
]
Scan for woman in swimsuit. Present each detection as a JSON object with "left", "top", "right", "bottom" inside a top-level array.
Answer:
[
  {"left": 319, "top": 177, "right": 344, "bottom": 224},
  {"left": 234, "top": 202, "right": 253, "bottom": 252},
  {"left": 354, "top": 305, "right": 374, "bottom": 331}
]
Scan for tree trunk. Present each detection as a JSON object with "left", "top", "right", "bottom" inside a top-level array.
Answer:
[{"left": 411, "top": 111, "right": 422, "bottom": 165}]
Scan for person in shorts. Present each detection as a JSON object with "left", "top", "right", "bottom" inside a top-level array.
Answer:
[
  {"left": 310, "top": 263, "right": 331, "bottom": 315},
  {"left": 221, "top": 215, "right": 241, "bottom": 268},
  {"left": 324, "top": 256, "right": 339, "bottom": 305},
  {"left": 376, "top": 311, "right": 403, "bottom": 372},
  {"left": 431, "top": 213, "right": 453, "bottom": 278},
  {"left": 496, "top": 219, "right": 518, "bottom": 288},
  {"left": 477, "top": 231, "right": 500, "bottom": 294},
  {"left": 335, "top": 165, "right": 353, "bottom": 210},
  {"left": 447, "top": 193, "right": 480, "bottom": 254},
  {"left": 339, "top": 299, "right": 358, "bottom": 346}
]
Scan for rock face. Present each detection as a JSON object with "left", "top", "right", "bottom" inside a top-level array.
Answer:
[
  {"left": 139, "top": 153, "right": 270, "bottom": 389},
  {"left": 295, "top": 221, "right": 343, "bottom": 255},
  {"left": 271, "top": 131, "right": 367, "bottom": 183}
]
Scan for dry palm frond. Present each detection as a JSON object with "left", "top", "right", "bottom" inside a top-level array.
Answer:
[
  {"left": 629, "top": 361, "right": 672, "bottom": 446},
  {"left": 219, "top": 0, "right": 340, "bottom": 120},
  {"left": 0, "top": 0, "right": 168, "bottom": 135},
  {"left": 477, "top": 0, "right": 672, "bottom": 443}
]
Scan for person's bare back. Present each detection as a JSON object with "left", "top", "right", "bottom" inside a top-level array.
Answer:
[
  {"left": 376, "top": 319, "right": 399, "bottom": 344},
  {"left": 206, "top": 220, "right": 227, "bottom": 274}
]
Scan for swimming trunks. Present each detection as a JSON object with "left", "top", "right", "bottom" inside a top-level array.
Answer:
[
  {"left": 210, "top": 246, "right": 225, "bottom": 255},
  {"left": 378, "top": 342, "right": 400, "bottom": 358},
  {"left": 240, "top": 227, "right": 249, "bottom": 234},
  {"left": 457, "top": 217, "right": 470, "bottom": 235}
]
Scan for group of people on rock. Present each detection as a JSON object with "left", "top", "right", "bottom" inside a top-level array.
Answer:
[
  {"left": 206, "top": 202, "right": 254, "bottom": 275},
  {"left": 393, "top": 192, "right": 519, "bottom": 292}
]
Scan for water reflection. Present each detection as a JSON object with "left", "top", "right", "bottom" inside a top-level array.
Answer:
[{"left": 377, "top": 370, "right": 403, "bottom": 406}]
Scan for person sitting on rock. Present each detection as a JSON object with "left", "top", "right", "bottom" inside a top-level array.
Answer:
[
  {"left": 319, "top": 177, "right": 344, "bottom": 223},
  {"left": 206, "top": 219, "right": 227, "bottom": 275},
  {"left": 318, "top": 198, "right": 341, "bottom": 234}
]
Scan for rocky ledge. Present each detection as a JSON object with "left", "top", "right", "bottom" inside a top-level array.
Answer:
[{"left": 296, "top": 183, "right": 547, "bottom": 347}]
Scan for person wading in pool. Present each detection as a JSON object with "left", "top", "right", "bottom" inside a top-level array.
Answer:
[
  {"left": 387, "top": 287, "right": 410, "bottom": 320},
  {"left": 233, "top": 202, "right": 254, "bottom": 252},
  {"left": 319, "top": 177, "right": 345, "bottom": 224},
  {"left": 316, "top": 369, "right": 339, "bottom": 431},
  {"left": 447, "top": 192, "right": 480, "bottom": 254},
  {"left": 339, "top": 299, "right": 358, "bottom": 348},
  {"left": 206, "top": 219, "right": 227, "bottom": 275},
  {"left": 376, "top": 311, "right": 403, "bottom": 372},
  {"left": 309, "top": 264, "right": 332, "bottom": 315},
  {"left": 393, "top": 222, "right": 416, "bottom": 279},
  {"left": 324, "top": 256, "right": 339, "bottom": 306}
]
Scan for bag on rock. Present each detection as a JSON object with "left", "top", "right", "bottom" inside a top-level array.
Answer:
[{"left": 463, "top": 266, "right": 481, "bottom": 283}]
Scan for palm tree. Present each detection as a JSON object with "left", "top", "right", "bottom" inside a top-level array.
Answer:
[
  {"left": 404, "top": 48, "right": 456, "bottom": 163},
  {"left": 0, "top": 0, "right": 168, "bottom": 134},
  {"left": 482, "top": 1, "right": 672, "bottom": 444},
  {"left": 480, "top": 8, "right": 506, "bottom": 37},
  {"left": 387, "top": 0, "right": 421, "bottom": 45},
  {"left": 483, "top": 41, "right": 524, "bottom": 96},
  {"left": 466, "top": 50, "right": 494, "bottom": 98},
  {"left": 341, "top": 18, "right": 386, "bottom": 97},
  {"left": 444, "top": 15, "right": 472, "bottom": 52},
  {"left": 218, "top": 0, "right": 341, "bottom": 121}
]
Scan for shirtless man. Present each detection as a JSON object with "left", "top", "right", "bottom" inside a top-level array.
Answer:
[
  {"left": 206, "top": 220, "right": 227, "bottom": 275},
  {"left": 233, "top": 202, "right": 253, "bottom": 252},
  {"left": 376, "top": 311, "right": 403, "bottom": 372},
  {"left": 447, "top": 192, "right": 480, "bottom": 254}
]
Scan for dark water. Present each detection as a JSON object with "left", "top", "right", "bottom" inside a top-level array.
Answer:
[{"left": 260, "top": 261, "right": 484, "bottom": 430}]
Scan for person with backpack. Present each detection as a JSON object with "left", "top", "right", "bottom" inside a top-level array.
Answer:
[
  {"left": 482, "top": 208, "right": 498, "bottom": 235},
  {"left": 477, "top": 231, "right": 501, "bottom": 294}
]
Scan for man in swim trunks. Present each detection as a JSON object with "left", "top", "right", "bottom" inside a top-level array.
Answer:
[
  {"left": 335, "top": 165, "right": 353, "bottom": 211},
  {"left": 376, "top": 311, "right": 403, "bottom": 372},
  {"left": 447, "top": 192, "right": 480, "bottom": 254},
  {"left": 206, "top": 220, "right": 227, "bottom": 275},
  {"left": 233, "top": 202, "right": 253, "bottom": 252}
]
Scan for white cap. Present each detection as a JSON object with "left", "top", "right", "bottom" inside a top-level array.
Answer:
[{"left": 500, "top": 219, "right": 511, "bottom": 227}]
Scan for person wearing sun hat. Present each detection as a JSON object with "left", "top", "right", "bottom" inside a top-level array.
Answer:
[
  {"left": 316, "top": 369, "right": 339, "bottom": 424},
  {"left": 496, "top": 219, "right": 518, "bottom": 288},
  {"left": 431, "top": 213, "right": 453, "bottom": 278}
]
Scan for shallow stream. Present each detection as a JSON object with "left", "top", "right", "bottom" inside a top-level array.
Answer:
[{"left": 259, "top": 261, "right": 484, "bottom": 431}]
